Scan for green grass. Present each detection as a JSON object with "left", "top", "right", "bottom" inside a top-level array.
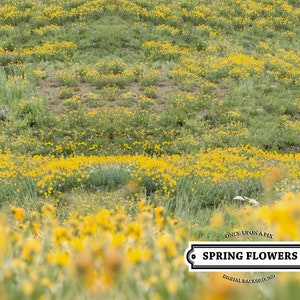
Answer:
[
  {"left": 0, "top": 0, "right": 299, "bottom": 234},
  {"left": 0, "top": 0, "right": 298, "bottom": 155}
]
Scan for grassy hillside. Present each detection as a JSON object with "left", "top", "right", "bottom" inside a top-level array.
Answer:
[
  {"left": 0, "top": 0, "right": 299, "bottom": 299},
  {"left": 0, "top": 0, "right": 299, "bottom": 156}
]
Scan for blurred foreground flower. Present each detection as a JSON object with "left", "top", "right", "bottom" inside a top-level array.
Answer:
[{"left": 10, "top": 206, "right": 26, "bottom": 223}]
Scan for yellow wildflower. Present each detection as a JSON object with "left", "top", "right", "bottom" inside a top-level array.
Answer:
[
  {"left": 157, "top": 235, "right": 177, "bottom": 257},
  {"left": 22, "top": 280, "right": 33, "bottom": 296},
  {"left": 211, "top": 211, "right": 223, "bottom": 228},
  {"left": 264, "top": 167, "right": 287, "bottom": 191},
  {"left": 167, "top": 278, "right": 178, "bottom": 294},
  {"left": 47, "top": 250, "right": 70, "bottom": 267},
  {"left": 10, "top": 206, "right": 26, "bottom": 223},
  {"left": 21, "top": 239, "right": 41, "bottom": 261},
  {"left": 54, "top": 227, "right": 69, "bottom": 245},
  {"left": 41, "top": 204, "right": 56, "bottom": 218},
  {"left": 126, "top": 246, "right": 152, "bottom": 264}
]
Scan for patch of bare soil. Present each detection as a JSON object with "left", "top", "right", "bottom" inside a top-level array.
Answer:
[
  {"left": 37, "top": 72, "right": 189, "bottom": 115},
  {"left": 37, "top": 78, "right": 63, "bottom": 113}
]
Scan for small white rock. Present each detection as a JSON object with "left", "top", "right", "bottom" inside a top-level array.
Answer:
[
  {"left": 247, "top": 198, "right": 260, "bottom": 206},
  {"left": 233, "top": 196, "right": 245, "bottom": 201},
  {"left": 233, "top": 196, "right": 260, "bottom": 206}
]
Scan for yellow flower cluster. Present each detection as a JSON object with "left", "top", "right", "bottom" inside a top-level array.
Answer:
[
  {"left": 182, "top": 5, "right": 213, "bottom": 25},
  {"left": 56, "top": 70, "right": 80, "bottom": 87},
  {"left": 0, "top": 146, "right": 299, "bottom": 198},
  {"left": 142, "top": 40, "right": 189, "bottom": 61},
  {"left": 0, "top": 0, "right": 297, "bottom": 33},
  {"left": 0, "top": 1, "right": 299, "bottom": 298},
  {"left": 224, "top": 53, "right": 264, "bottom": 79},
  {"left": 0, "top": 41, "right": 77, "bottom": 62},
  {"left": 178, "top": 52, "right": 264, "bottom": 80},
  {"left": 0, "top": 200, "right": 188, "bottom": 299},
  {"left": 27, "top": 41, "right": 78, "bottom": 60},
  {"left": 0, "top": 24, "right": 14, "bottom": 34},
  {"left": 35, "top": 4, "right": 69, "bottom": 24},
  {"left": 148, "top": 5, "right": 180, "bottom": 24},
  {"left": 265, "top": 49, "right": 300, "bottom": 84},
  {"left": 155, "top": 24, "right": 180, "bottom": 36},
  {"left": 76, "top": 59, "right": 137, "bottom": 88},
  {"left": 3, "top": 190, "right": 300, "bottom": 299},
  {"left": 0, "top": 0, "right": 297, "bottom": 88},
  {"left": 234, "top": 192, "right": 300, "bottom": 241},
  {"left": 34, "top": 24, "right": 61, "bottom": 36},
  {"left": 0, "top": 5, "right": 30, "bottom": 24}
]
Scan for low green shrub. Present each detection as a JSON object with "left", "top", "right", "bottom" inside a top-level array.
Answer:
[
  {"left": 168, "top": 177, "right": 263, "bottom": 217},
  {"left": 83, "top": 166, "right": 131, "bottom": 192}
]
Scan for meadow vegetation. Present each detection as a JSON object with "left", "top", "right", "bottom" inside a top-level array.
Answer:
[{"left": 0, "top": 0, "right": 299, "bottom": 299}]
